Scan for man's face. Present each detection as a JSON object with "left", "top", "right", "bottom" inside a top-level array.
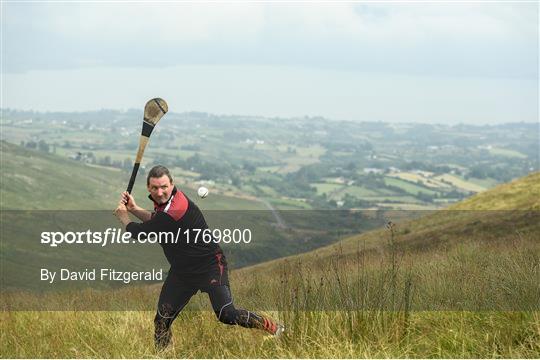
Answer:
[{"left": 147, "top": 175, "right": 173, "bottom": 205}]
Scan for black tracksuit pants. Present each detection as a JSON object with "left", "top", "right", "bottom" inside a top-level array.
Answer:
[{"left": 154, "top": 268, "right": 274, "bottom": 349}]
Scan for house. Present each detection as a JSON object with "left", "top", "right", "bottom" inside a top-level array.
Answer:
[{"left": 363, "top": 168, "right": 383, "bottom": 174}]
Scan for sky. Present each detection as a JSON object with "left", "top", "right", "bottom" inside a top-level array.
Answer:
[{"left": 1, "top": 1, "right": 538, "bottom": 124}]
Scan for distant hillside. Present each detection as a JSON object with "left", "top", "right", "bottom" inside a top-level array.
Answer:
[
  {"left": 1, "top": 140, "right": 125, "bottom": 210},
  {"left": 1, "top": 142, "right": 382, "bottom": 288},
  {"left": 0, "top": 140, "right": 265, "bottom": 210},
  {"left": 3, "top": 173, "right": 538, "bottom": 358},
  {"left": 239, "top": 172, "right": 540, "bottom": 275}
]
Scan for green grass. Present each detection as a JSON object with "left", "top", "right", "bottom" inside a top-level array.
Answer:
[
  {"left": 268, "top": 197, "right": 312, "bottom": 210},
  {"left": 1, "top": 141, "right": 127, "bottom": 210},
  {"left": 433, "top": 174, "right": 486, "bottom": 193},
  {"left": 257, "top": 185, "right": 279, "bottom": 197},
  {"left": 258, "top": 166, "right": 281, "bottom": 173},
  {"left": 311, "top": 182, "right": 343, "bottom": 195},
  {"left": 459, "top": 176, "right": 499, "bottom": 189},
  {"left": 384, "top": 177, "right": 439, "bottom": 196},
  {"left": 0, "top": 141, "right": 265, "bottom": 211},
  {"left": 337, "top": 185, "right": 383, "bottom": 198},
  {"left": 294, "top": 145, "right": 326, "bottom": 158},
  {"left": 2, "top": 211, "right": 538, "bottom": 357},
  {"left": 2, "top": 310, "right": 538, "bottom": 358},
  {"left": 2, "top": 141, "right": 539, "bottom": 358},
  {"left": 375, "top": 203, "right": 437, "bottom": 210},
  {"left": 1, "top": 142, "right": 329, "bottom": 285},
  {"left": 488, "top": 147, "right": 528, "bottom": 159},
  {"left": 362, "top": 196, "right": 422, "bottom": 203},
  {"left": 251, "top": 144, "right": 324, "bottom": 171},
  {"left": 451, "top": 172, "right": 540, "bottom": 210}
]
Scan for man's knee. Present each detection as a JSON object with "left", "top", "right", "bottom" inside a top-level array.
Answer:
[{"left": 154, "top": 312, "right": 169, "bottom": 329}]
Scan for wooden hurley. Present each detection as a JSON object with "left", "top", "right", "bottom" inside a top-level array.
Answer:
[{"left": 126, "top": 98, "right": 168, "bottom": 193}]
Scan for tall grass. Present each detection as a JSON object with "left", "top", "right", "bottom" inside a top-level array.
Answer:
[
  {"left": 2, "top": 310, "right": 538, "bottom": 358},
  {"left": 2, "top": 217, "right": 539, "bottom": 358}
]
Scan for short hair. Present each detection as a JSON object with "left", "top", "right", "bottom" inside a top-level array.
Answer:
[{"left": 147, "top": 165, "right": 173, "bottom": 185}]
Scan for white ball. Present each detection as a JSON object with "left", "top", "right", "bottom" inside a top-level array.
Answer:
[{"left": 197, "top": 186, "right": 209, "bottom": 198}]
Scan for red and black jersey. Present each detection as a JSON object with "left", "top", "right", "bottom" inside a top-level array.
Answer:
[{"left": 126, "top": 187, "right": 226, "bottom": 274}]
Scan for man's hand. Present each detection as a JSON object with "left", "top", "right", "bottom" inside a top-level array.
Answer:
[
  {"left": 114, "top": 201, "right": 131, "bottom": 226},
  {"left": 119, "top": 191, "right": 153, "bottom": 222},
  {"left": 121, "top": 191, "right": 137, "bottom": 211}
]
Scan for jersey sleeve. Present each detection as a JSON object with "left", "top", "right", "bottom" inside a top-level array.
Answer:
[{"left": 126, "top": 211, "right": 176, "bottom": 239}]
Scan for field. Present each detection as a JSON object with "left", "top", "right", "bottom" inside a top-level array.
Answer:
[
  {"left": 433, "top": 174, "right": 486, "bottom": 192},
  {"left": 3, "top": 141, "right": 362, "bottom": 278},
  {"left": 0, "top": 141, "right": 263, "bottom": 211},
  {"left": 383, "top": 177, "right": 439, "bottom": 196},
  {"left": 2, "top": 310, "right": 538, "bottom": 358},
  {"left": 1, "top": 112, "right": 539, "bottom": 358},
  {"left": 1, "top": 173, "right": 539, "bottom": 358},
  {"left": 387, "top": 172, "right": 451, "bottom": 189},
  {"left": 2, "top": 111, "right": 538, "bottom": 212},
  {"left": 488, "top": 147, "right": 528, "bottom": 159},
  {"left": 311, "top": 182, "right": 343, "bottom": 196}
]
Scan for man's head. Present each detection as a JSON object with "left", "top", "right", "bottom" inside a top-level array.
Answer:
[{"left": 147, "top": 165, "right": 174, "bottom": 205}]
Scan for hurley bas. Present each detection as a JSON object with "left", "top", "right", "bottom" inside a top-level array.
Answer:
[{"left": 40, "top": 268, "right": 163, "bottom": 284}]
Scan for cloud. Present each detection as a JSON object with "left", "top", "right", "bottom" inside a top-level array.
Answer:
[{"left": 3, "top": 2, "right": 538, "bottom": 79}]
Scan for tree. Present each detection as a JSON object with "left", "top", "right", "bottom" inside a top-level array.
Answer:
[
  {"left": 100, "top": 156, "right": 112, "bottom": 166},
  {"left": 243, "top": 162, "right": 257, "bottom": 173},
  {"left": 470, "top": 165, "right": 488, "bottom": 179},
  {"left": 417, "top": 192, "right": 434, "bottom": 203},
  {"left": 231, "top": 175, "right": 241, "bottom": 187},
  {"left": 38, "top": 140, "right": 49, "bottom": 153},
  {"left": 123, "top": 158, "right": 132, "bottom": 169}
]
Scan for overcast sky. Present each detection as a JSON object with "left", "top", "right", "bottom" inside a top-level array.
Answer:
[{"left": 1, "top": 2, "right": 538, "bottom": 124}]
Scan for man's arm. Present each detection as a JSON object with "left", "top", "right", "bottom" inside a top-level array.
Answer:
[
  {"left": 121, "top": 191, "right": 152, "bottom": 222},
  {"left": 114, "top": 199, "right": 173, "bottom": 237},
  {"left": 120, "top": 210, "right": 175, "bottom": 240},
  {"left": 129, "top": 205, "right": 153, "bottom": 222}
]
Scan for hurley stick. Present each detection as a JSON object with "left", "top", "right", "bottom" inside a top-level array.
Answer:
[{"left": 126, "top": 98, "right": 168, "bottom": 193}]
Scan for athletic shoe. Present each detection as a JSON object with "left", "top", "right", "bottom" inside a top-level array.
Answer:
[
  {"left": 274, "top": 322, "right": 285, "bottom": 337},
  {"left": 262, "top": 317, "right": 285, "bottom": 337}
]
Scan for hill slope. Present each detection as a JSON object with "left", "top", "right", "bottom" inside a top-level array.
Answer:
[
  {"left": 1, "top": 173, "right": 539, "bottom": 358},
  {"left": 1, "top": 140, "right": 126, "bottom": 210},
  {"left": 240, "top": 171, "right": 540, "bottom": 273},
  {"left": 450, "top": 171, "right": 540, "bottom": 210},
  {"left": 1, "top": 142, "right": 380, "bottom": 289},
  {"left": 0, "top": 140, "right": 266, "bottom": 210}
]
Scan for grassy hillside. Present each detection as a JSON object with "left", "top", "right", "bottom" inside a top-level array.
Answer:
[
  {"left": 243, "top": 172, "right": 539, "bottom": 272},
  {"left": 0, "top": 142, "right": 385, "bottom": 290},
  {"left": 0, "top": 140, "right": 265, "bottom": 210},
  {"left": 450, "top": 172, "right": 540, "bottom": 210},
  {"left": 1, "top": 140, "right": 125, "bottom": 210},
  {"left": 0, "top": 142, "right": 274, "bottom": 290},
  {"left": 1, "top": 173, "right": 539, "bottom": 357}
]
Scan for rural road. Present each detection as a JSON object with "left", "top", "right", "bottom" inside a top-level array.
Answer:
[{"left": 258, "top": 198, "right": 288, "bottom": 228}]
